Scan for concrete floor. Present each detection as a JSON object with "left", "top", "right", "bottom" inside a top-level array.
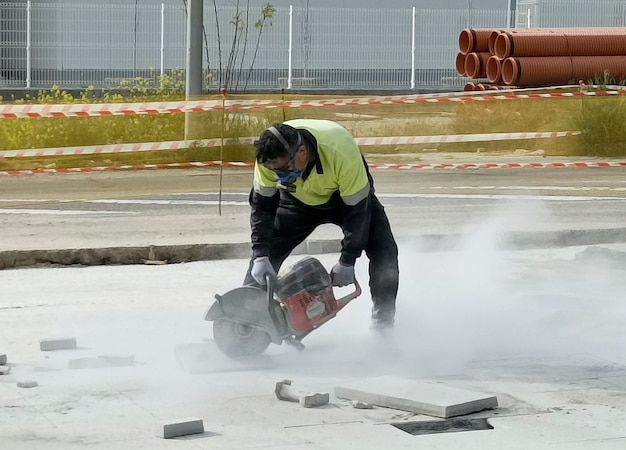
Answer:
[{"left": 2, "top": 244, "right": 626, "bottom": 449}]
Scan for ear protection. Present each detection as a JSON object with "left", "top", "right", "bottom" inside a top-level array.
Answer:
[{"left": 267, "top": 125, "right": 301, "bottom": 155}]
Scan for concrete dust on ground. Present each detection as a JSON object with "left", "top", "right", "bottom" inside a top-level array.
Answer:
[{"left": 2, "top": 242, "right": 626, "bottom": 448}]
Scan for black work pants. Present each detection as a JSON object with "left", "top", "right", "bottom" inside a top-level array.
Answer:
[{"left": 244, "top": 192, "right": 399, "bottom": 322}]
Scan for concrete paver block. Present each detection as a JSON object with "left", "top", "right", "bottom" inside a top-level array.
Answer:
[
  {"left": 98, "top": 354, "right": 135, "bottom": 366},
  {"left": 0, "top": 353, "right": 6, "bottom": 365},
  {"left": 17, "top": 380, "right": 38, "bottom": 388},
  {"left": 335, "top": 376, "right": 498, "bottom": 419},
  {"left": 40, "top": 337, "right": 77, "bottom": 351},
  {"left": 156, "top": 417, "right": 205, "bottom": 439},
  {"left": 68, "top": 355, "right": 134, "bottom": 370},
  {"left": 0, "top": 365, "right": 11, "bottom": 375},
  {"left": 68, "top": 357, "right": 109, "bottom": 370}
]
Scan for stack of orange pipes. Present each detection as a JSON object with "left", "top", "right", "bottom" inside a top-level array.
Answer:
[{"left": 457, "top": 27, "right": 626, "bottom": 89}]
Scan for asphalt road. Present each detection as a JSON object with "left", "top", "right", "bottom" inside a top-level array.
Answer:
[
  {"left": 1, "top": 164, "right": 626, "bottom": 267},
  {"left": 2, "top": 165, "right": 626, "bottom": 204}
]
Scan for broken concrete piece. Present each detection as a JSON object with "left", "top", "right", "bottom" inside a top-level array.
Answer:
[
  {"left": 144, "top": 259, "right": 168, "bottom": 265},
  {"left": 157, "top": 417, "right": 204, "bottom": 439},
  {"left": 0, "top": 353, "right": 6, "bottom": 365},
  {"left": 40, "top": 337, "right": 77, "bottom": 351},
  {"left": 144, "top": 247, "right": 167, "bottom": 265},
  {"left": 300, "top": 393, "right": 330, "bottom": 408},
  {"left": 17, "top": 380, "right": 38, "bottom": 388},
  {"left": 275, "top": 380, "right": 298, "bottom": 402},
  {"left": 275, "top": 380, "right": 329, "bottom": 408},
  {"left": 351, "top": 400, "right": 374, "bottom": 409},
  {"left": 0, "top": 365, "right": 11, "bottom": 375},
  {"left": 335, "top": 376, "right": 498, "bottom": 419}
]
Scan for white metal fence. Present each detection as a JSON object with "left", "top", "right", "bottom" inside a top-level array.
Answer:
[{"left": 0, "top": 1, "right": 624, "bottom": 92}]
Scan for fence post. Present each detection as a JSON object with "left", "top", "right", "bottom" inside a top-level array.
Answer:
[
  {"left": 185, "top": 0, "right": 204, "bottom": 140},
  {"left": 160, "top": 2, "right": 165, "bottom": 78},
  {"left": 288, "top": 5, "right": 293, "bottom": 89},
  {"left": 411, "top": 6, "right": 415, "bottom": 89},
  {"left": 26, "top": 0, "right": 32, "bottom": 88}
]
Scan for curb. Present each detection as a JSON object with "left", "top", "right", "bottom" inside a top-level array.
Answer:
[{"left": 3, "top": 228, "right": 626, "bottom": 270}]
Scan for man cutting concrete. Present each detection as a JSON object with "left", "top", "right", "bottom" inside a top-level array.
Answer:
[{"left": 243, "top": 119, "right": 399, "bottom": 330}]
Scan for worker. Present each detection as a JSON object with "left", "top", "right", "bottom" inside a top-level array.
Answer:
[{"left": 243, "top": 119, "right": 399, "bottom": 330}]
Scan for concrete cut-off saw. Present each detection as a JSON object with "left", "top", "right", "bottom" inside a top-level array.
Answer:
[{"left": 205, "top": 256, "right": 361, "bottom": 358}]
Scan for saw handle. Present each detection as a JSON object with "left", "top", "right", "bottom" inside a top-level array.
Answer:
[
  {"left": 265, "top": 274, "right": 287, "bottom": 334},
  {"left": 334, "top": 278, "right": 362, "bottom": 306}
]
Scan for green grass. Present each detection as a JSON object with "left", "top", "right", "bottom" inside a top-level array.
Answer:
[{"left": 1, "top": 79, "right": 626, "bottom": 172}]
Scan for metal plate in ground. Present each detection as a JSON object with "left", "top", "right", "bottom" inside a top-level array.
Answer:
[{"left": 392, "top": 418, "right": 493, "bottom": 436}]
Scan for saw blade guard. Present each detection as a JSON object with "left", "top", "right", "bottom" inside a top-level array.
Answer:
[{"left": 205, "top": 285, "right": 285, "bottom": 344}]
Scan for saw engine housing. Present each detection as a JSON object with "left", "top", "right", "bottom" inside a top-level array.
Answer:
[{"left": 276, "top": 257, "right": 341, "bottom": 335}]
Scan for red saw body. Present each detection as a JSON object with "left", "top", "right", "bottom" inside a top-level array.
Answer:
[{"left": 205, "top": 256, "right": 361, "bottom": 358}]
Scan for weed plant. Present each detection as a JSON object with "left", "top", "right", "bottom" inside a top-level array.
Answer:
[{"left": 572, "top": 75, "right": 626, "bottom": 157}]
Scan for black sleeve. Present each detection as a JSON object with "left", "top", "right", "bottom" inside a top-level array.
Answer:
[
  {"left": 249, "top": 188, "right": 279, "bottom": 259},
  {"left": 339, "top": 194, "right": 371, "bottom": 266}
]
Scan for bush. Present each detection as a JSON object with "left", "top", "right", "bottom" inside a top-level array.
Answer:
[{"left": 572, "top": 77, "right": 626, "bottom": 157}]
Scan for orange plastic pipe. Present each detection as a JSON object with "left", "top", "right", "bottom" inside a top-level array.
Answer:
[
  {"left": 501, "top": 55, "right": 626, "bottom": 86},
  {"left": 486, "top": 56, "right": 502, "bottom": 83},
  {"left": 464, "top": 82, "right": 476, "bottom": 91},
  {"left": 459, "top": 28, "right": 492, "bottom": 55},
  {"left": 464, "top": 52, "right": 491, "bottom": 79},
  {"left": 456, "top": 52, "right": 467, "bottom": 76},
  {"left": 488, "top": 29, "right": 505, "bottom": 55},
  {"left": 494, "top": 28, "right": 626, "bottom": 59}
]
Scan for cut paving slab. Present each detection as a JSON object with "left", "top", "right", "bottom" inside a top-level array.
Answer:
[
  {"left": 40, "top": 337, "right": 77, "bottom": 351},
  {"left": 157, "top": 417, "right": 205, "bottom": 439},
  {"left": 334, "top": 376, "right": 498, "bottom": 419}
]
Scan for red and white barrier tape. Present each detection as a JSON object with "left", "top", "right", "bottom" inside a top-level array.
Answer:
[
  {"left": 0, "top": 90, "right": 624, "bottom": 118},
  {"left": 0, "top": 137, "right": 255, "bottom": 159},
  {"left": 367, "top": 161, "right": 626, "bottom": 170},
  {"left": 354, "top": 131, "right": 579, "bottom": 146},
  {"left": 2, "top": 160, "right": 626, "bottom": 176},
  {"left": 0, "top": 131, "right": 580, "bottom": 159}
]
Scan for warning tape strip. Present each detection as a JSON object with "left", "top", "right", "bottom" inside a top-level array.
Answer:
[
  {"left": 354, "top": 131, "right": 579, "bottom": 146},
  {"left": 0, "top": 90, "right": 624, "bottom": 118},
  {"left": 0, "top": 138, "right": 254, "bottom": 159},
  {"left": 0, "top": 131, "right": 580, "bottom": 159},
  {"left": 2, "top": 160, "right": 625, "bottom": 176},
  {"left": 367, "top": 161, "right": 626, "bottom": 170}
]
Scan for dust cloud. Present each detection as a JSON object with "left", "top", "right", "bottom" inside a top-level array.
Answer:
[
  {"left": 1, "top": 200, "right": 625, "bottom": 390},
  {"left": 265, "top": 199, "right": 626, "bottom": 380}
]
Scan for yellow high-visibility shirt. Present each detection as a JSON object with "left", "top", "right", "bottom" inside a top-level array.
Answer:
[{"left": 254, "top": 119, "right": 370, "bottom": 206}]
